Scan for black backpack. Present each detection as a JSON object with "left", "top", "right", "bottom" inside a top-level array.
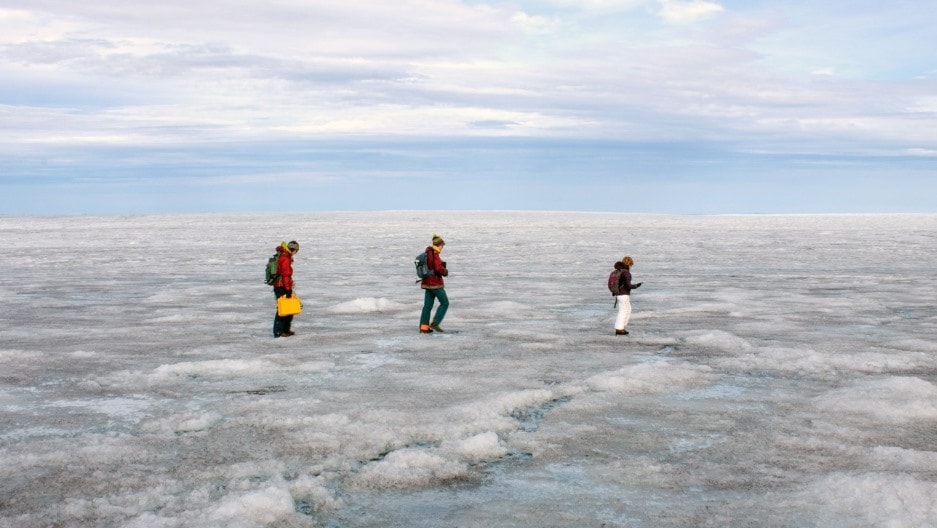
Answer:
[{"left": 414, "top": 250, "right": 432, "bottom": 279}]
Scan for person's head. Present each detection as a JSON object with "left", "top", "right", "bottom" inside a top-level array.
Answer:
[
  {"left": 621, "top": 256, "right": 634, "bottom": 267},
  {"left": 432, "top": 234, "right": 445, "bottom": 249},
  {"left": 286, "top": 241, "right": 299, "bottom": 254}
]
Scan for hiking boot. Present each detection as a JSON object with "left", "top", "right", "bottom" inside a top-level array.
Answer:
[
  {"left": 615, "top": 329, "right": 629, "bottom": 335},
  {"left": 420, "top": 324, "right": 433, "bottom": 334},
  {"left": 281, "top": 331, "right": 295, "bottom": 337},
  {"left": 430, "top": 323, "right": 445, "bottom": 333}
]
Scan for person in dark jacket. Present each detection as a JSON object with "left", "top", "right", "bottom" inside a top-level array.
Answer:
[
  {"left": 273, "top": 240, "right": 299, "bottom": 337},
  {"left": 420, "top": 234, "right": 449, "bottom": 333},
  {"left": 613, "top": 256, "right": 641, "bottom": 335}
]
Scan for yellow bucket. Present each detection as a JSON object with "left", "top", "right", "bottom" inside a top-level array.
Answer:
[{"left": 277, "top": 294, "right": 302, "bottom": 316}]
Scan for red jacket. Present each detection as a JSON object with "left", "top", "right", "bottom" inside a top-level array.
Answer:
[
  {"left": 420, "top": 246, "right": 448, "bottom": 289},
  {"left": 274, "top": 245, "right": 294, "bottom": 290}
]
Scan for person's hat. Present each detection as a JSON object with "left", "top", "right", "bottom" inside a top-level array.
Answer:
[{"left": 287, "top": 241, "right": 299, "bottom": 252}]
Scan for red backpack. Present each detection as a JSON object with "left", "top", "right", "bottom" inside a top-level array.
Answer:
[{"left": 607, "top": 269, "right": 621, "bottom": 295}]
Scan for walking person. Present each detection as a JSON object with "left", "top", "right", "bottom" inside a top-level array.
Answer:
[
  {"left": 273, "top": 240, "right": 300, "bottom": 337},
  {"left": 610, "top": 256, "right": 641, "bottom": 335},
  {"left": 420, "top": 234, "right": 449, "bottom": 333}
]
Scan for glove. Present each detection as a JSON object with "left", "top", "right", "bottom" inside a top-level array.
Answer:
[
  {"left": 285, "top": 290, "right": 293, "bottom": 298},
  {"left": 633, "top": 283, "right": 642, "bottom": 289}
]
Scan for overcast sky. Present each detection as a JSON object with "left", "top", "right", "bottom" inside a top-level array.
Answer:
[{"left": 1, "top": 0, "right": 935, "bottom": 215}]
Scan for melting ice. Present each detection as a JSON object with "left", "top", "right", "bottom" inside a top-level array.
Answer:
[{"left": 1, "top": 212, "right": 936, "bottom": 527}]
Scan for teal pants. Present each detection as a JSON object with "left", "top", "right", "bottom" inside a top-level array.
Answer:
[{"left": 420, "top": 288, "right": 449, "bottom": 325}]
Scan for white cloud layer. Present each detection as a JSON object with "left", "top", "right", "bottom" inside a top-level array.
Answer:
[
  {"left": 657, "top": 0, "right": 724, "bottom": 24},
  {"left": 0, "top": 0, "right": 935, "bottom": 213}
]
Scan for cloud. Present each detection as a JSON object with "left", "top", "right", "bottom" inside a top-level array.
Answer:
[
  {"left": 906, "top": 148, "right": 937, "bottom": 157},
  {"left": 657, "top": 0, "right": 724, "bottom": 24},
  {"left": 544, "top": 0, "right": 647, "bottom": 11},
  {"left": 1, "top": 1, "right": 937, "bottom": 213}
]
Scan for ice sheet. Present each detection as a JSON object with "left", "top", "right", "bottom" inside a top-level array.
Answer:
[{"left": 1, "top": 212, "right": 936, "bottom": 527}]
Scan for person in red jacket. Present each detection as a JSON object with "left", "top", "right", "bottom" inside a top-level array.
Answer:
[
  {"left": 419, "top": 234, "right": 449, "bottom": 333},
  {"left": 273, "top": 240, "right": 299, "bottom": 337}
]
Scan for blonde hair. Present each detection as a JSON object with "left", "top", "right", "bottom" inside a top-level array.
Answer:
[{"left": 621, "top": 256, "right": 634, "bottom": 267}]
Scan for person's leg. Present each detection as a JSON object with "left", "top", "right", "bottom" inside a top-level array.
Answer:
[
  {"left": 614, "top": 295, "right": 630, "bottom": 333},
  {"left": 273, "top": 287, "right": 289, "bottom": 337},
  {"left": 273, "top": 288, "right": 282, "bottom": 336},
  {"left": 621, "top": 295, "right": 632, "bottom": 329},
  {"left": 431, "top": 288, "right": 449, "bottom": 326},
  {"left": 615, "top": 295, "right": 632, "bottom": 334},
  {"left": 420, "top": 289, "right": 435, "bottom": 332}
]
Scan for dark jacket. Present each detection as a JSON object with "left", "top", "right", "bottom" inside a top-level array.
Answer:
[
  {"left": 420, "top": 246, "right": 448, "bottom": 289},
  {"left": 274, "top": 245, "right": 294, "bottom": 291},
  {"left": 614, "top": 261, "right": 638, "bottom": 296}
]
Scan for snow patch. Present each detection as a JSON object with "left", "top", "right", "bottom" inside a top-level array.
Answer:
[
  {"left": 152, "top": 359, "right": 279, "bottom": 380},
  {"left": 585, "top": 361, "right": 715, "bottom": 395},
  {"left": 683, "top": 330, "right": 753, "bottom": 353},
  {"left": 717, "top": 347, "right": 936, "bottom": 377},
  {"left": 815, "top": 377, "right": 937, "bottom": 422},
  {"left": 328, "top": 297, "right": 409, "bottom": 314},
  {"left": 804, "top": 472, "right": 937, "bottom": 526},
  {"left": 351, "top": 449, "right": 468, "bottom": 489},
  {"left": 442, "top": 431, "right": 508, "bottom": 464},
  {"left": 142, "top": 411, "right": 223, "bottom": 434},
  {"left": 208, "top": 485, "right": 296, "bottom": 525}
]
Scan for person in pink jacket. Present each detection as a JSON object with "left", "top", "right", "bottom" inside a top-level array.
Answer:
[{"left": 419, "top": 234, "right": 449, "bottom": 333}]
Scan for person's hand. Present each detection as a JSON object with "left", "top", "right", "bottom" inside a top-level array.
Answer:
[
  {"left": 634, "top": 282, "right": 642, "bottom": 288},
  {"left": 285, "top": 290, "right": 293, "bottom": 298}
]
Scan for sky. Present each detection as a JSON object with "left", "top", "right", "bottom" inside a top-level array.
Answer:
[{"left": 1, "top": 0, "right": 935, "bottom": 215}]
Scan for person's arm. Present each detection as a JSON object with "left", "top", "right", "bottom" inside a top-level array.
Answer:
[
  {"left": 279, "top": 254, "right": 294, "bottom": 292},
  {"left": 622, "top": 269, "right": 640, "bottom": 290},
  {"left": 430, "top": 249, "right": 448, "bottom": 276}
]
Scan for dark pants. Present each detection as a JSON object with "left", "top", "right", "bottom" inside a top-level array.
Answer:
[
  {"left": 273, "top": 287, "right": 293, "bottom": 337},
  {"left": 420, "top": 288, "right": 449, "bottom": 325}
]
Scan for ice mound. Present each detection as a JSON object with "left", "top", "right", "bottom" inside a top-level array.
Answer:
[
  {"left": 350, "top": 449, "right": 469, "bottom": 489},
  {"left": 887, "top": 338, "right": 937, "bottom": 353},
  {"left": 442, "top": 431, "right": 508, "bottom": 464},
  {"left": 868, "top": 446, "right": 937, "bottom": 472},
  {"left": 803, "top": 472, "right": 937, "bottom": 527},
  {"left": 153, "top": 359, "right": 278, "bottom": 380},
  {"left": 717, "top": 347, "right": 936, "bottom": 377},
  {"left": 452, "top": 389, "right": 563, "bottom": 432},
  {"left": 142, "top": 411, "right": 223, "bottom": 434},
  {"left": 208, "top": 485, "right": 295, "bottom": 525},
  {"left": 328, "top": 297, "right": 409, "bottom": 314},
  {"left": 288, "top": 474, "right": 344, "bottom": 513},
  {"left": 683, "top": 329, "right": 753, "bottom": 353},
  {"left": 815, "top": 377, "right": 937, "bottom": 422},
  {"left": 585, "top": 360, "right": 715, "bottom": 395}
]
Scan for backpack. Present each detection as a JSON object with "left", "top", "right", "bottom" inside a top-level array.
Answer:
[
  {"left": 607, "top": 269, "right": 621, "bottom": 296},
  {"left": 265, "top": 254, "right": 280, "bottom": 285},
  {"left": 414, "top": 250, "right": 432, "bottom": 279}
]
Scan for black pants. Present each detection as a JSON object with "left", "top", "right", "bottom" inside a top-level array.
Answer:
[{"left": 273, "top": 287, "right": 293, "bottom": 337}]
